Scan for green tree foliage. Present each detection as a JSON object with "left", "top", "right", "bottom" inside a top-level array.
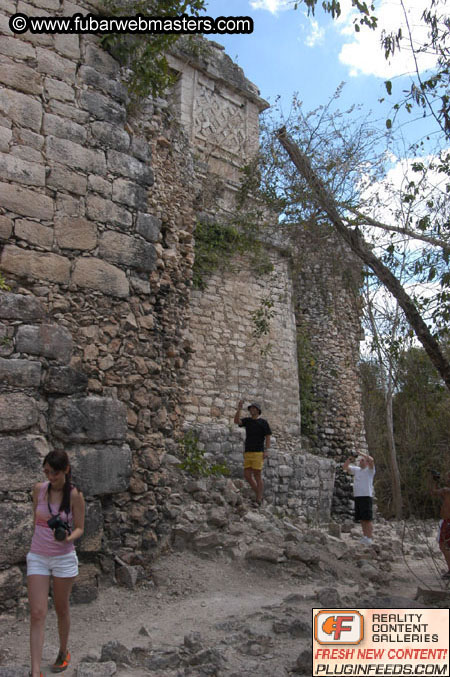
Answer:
[
  {"left": 293, "top": 0, "right": 449, "bottom": 138},
  {"left": 101, "top": 0, "right": 206, "bottom": 106},
  {"left": 361, "top": 347, "right": 450, "bottom": 518}
]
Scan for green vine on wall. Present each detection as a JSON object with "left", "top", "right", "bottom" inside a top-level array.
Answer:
[
  {"left": 100, "top": 1, "right": 206, "bottom": 107},
  {"left": 250, "top": 295, "right": 275, "bottom": 356},
  {"left": 178, "top": 430, "right": 230, "bottom": 477},
  {"left": 0, "top": 271, "right": 10, "bottom": 292},
  {"left": 192, "top": 218, "right": 273, "bottom": 291}
]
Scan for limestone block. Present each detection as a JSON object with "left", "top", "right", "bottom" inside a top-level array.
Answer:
[
  {"left": 44, "top": 77, "right": 76, "bottom": 102},
  {"left": 0, "top": 292, "right": 44, "bottom": 320},
  {"left": 43, "top": 113, "right": 87, "bottom": 144},
  {"left": 0, "top": 434, "right": 48, "bottom": 491},
  {"left": 131, "top": 136, "right": 151, "bottom": 162},
  {"left": 0, "top": 35, "right": 36, "bottom": 60},
  {"left": 47, "top": 165, "right": 87, "bottom": 196},
  {"left": 79, "top": 90, "right": 126, "bottom": 125},
  {"left": 0, "top": 322, "right": 13, "bottom": 357},
  {"left": 84, "top": 42, "right": 120, "bottom": 77},
  {"left": 0, "top": 214, "right": 12, "bottom": 239},
  {"left": 71, "top": 563, "right": 99, "bottom": 604},
  {"left": 49, "top": 396, "right": 128, "bottom": 442},
  {"left": 0, "top": 182, "right": 52, "bottom": 219},
  {"left": 0, "top": 393, "right": 38, "bottom": 432},
  {"left": 112, "top": 178, "right": 148, "bottom": 210},
  {"left": 136, "top": 213, "right": 161, "bottom": 243},
  {"left": 43, "top": 365, "right": 88, "bottom": 394},
  {"left": 55, "top": 217, "right": 97, "bottom": 250},
  {"left": 72, "top": 257, "right": 129, "bottom": 298},
  {"left": 78, "top": 498, "right": 103, "bottom": 552},
  {"left": 15, "top": 219, "right": 53, "bottom": 249},
  {"left": 0, "top": 150, "right": 45, "bottom": 187},
  {"left": 12, "top": 148, "right": 42, "bottom": 167},
  {"left": 69, "top": 443, "right": 132, "bottom": 495},
  {"left": 0, "top": 61, "right": 43, "bottom": 96},
  {"left": 0, "top": 567, "right": 23, "bottom": 603},
  {"left": 47, "top": 136, "right": 106, "bottom": 175},
  {"left": 88, "top": 175, "right": 111, "bottom": 198},
  {"left": 107, "top": 149, "right": 154, "bottom": 186},
  {"left": 54, "top": 33, "right": 80, "bottom": 60},
  {"left": 0, "top": 88, "right": 43, "bottom": 132},
  {"left": 0, "top": 124, "right": 12, "bottom": 152},
  {"left": 90, "top": 121, "right": 130, "bottom": 152},
  {"left": 0, "top": 357, "right": 41, "bottom": 386},
  {"left": 14, "top": 128, "right": 44, "bottom": 151},
  {"left": 78, "top": 65, "right": 127, "bottom": 103},
  {"left": 86, "top": 195, "right": 132, "bottom": 229},
  {"left": 1, "top": 246, "right": 70, "bottom": 283},
  {"left": 16, "top": 324, "right": 73, "bottom": 363},
  {"left": 278, "top": 464, "right": 294, "bottom": 478},
  {"left": 32, "top": 0, "right": 60, "bottom": 10},
  {"left": 36, "top": 47, "right": 77, "bottom": 82},
  {"left": 0, "top": 500, "right": 34, "bottom": 565},
  {"left": 99, "top": 232, "right": 157, "bottom": 273}
]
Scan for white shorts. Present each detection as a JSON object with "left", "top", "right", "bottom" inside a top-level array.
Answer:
[{"left": 27, "top": 551, "right": 79, "bottom": 578}]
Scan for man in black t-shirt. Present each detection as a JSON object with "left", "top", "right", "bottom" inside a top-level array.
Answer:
[{"left": 234, "top": 399, "right": 272, "bottom": 505}]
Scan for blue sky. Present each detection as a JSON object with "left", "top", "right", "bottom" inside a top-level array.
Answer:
[{"left": 204, "top": 0, "right": 435, "bottom": 134}]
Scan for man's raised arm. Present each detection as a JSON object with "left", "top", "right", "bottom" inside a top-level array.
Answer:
[{"left": 234, "top": 399, "right": 244, "bottom": 425}]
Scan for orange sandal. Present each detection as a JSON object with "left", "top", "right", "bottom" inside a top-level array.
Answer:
[{"left": 51, "top": 650, "right": 71, "bottom": 673}]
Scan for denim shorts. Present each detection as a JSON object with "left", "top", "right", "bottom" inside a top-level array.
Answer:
[{"left": 27, "top": 551, "right": 79, "bottom": 578}]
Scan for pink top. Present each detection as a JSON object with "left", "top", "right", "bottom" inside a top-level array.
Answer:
[{"left": 30, "top": 482, "right": 75, "bottom": 557}]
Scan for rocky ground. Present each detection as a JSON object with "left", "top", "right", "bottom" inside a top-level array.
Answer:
[{"left": 1, "top": 477, "right": 449, "bottom": 677}]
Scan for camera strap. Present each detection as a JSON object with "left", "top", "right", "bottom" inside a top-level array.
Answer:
[{"left": 47, "top": 486, "right": 69, "bottom": 519}]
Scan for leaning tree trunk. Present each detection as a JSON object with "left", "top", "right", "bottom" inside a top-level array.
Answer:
[
  {"left": 385, "top": 384, "right": 403, "bottom": 518},
  {"left": 276, "top": 127, "right": 450, "bottom": 392}
]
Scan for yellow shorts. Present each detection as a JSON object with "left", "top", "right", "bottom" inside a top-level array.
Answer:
[{"left": 244, "top": 452, "right": 264, "bottom": 471}]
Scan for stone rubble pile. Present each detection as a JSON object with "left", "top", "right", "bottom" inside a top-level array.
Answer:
[{"left": 0, "top": 473, "right": 444, "bottom": 676}]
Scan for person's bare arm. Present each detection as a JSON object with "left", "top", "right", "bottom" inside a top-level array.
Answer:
[
  {"left": 359, "top": 451, "right": 375, "bottom": 469},
  {"left": 343, "top": 457, "right": 354, "bottom": 473},
  {"left": 234, "top": 399, "right": 244, "bottom": 425},
  {"left": 66, "top": 488, "right": 85, "bottom": 543}
]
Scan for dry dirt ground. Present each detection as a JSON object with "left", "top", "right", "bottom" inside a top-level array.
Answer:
[{"left": 0, "top": 522, "right": 449, "bottom": 677}]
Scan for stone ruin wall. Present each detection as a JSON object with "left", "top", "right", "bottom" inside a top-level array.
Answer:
[
  {"left": 0, "top": 0, "right": 198, "bottom": 610},
  {"left": 0, "top": 2, "right": 365, "bottom": 609},
  {"left": 293, "top": 223, "right": 368, "bottom": 516},
  {"left": 185, "top": 252, "right": 301, "bottom": 434},
  {"left": 169, "top": 43, "right": 336, "bottom": 516},
  {"left": 170, "top": 43, "right": 303, "bottom": 433}
]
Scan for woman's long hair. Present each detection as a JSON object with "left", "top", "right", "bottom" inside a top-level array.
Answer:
[{"left": 43, "top": 450, "right": 72, "bottom": 514}]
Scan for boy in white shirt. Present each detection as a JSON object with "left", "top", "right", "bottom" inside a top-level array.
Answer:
[{"left": 343, "top": 452, "right": 376, "bottom": 545}]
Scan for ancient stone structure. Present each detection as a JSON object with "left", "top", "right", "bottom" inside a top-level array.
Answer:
[{"left": 0, "top": 1, "right": 366, "bottom": 609}]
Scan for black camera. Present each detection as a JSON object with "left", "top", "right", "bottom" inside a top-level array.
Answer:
[
  {"left": 47, "top": 515, "right": 71, "bottom": 541},
  {"left": 430, "top": 469, "right": 441, "bottom": 480}
]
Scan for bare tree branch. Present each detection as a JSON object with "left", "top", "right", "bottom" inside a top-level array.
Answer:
[
  {"left": 347, "top": 207, "right": 450, "bottom": 253},
  {"left": 277, "top": 125, "right": 450, "bottom": 390}
]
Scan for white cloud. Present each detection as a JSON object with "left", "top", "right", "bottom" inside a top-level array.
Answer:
[
  {"left": 304, "top": 18, "right": 325, "bottom": 47},
  {"left": 249, "top": 0, "right": 291, "bottom": 14},
  {"left": 337, "top": 0, "right": 438, "bottom": 79}
]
